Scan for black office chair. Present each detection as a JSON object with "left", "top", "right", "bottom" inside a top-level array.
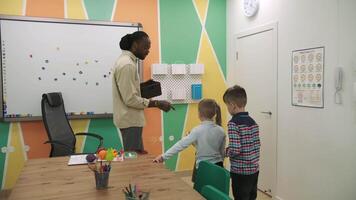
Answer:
[{"left": 41, "top": 92, "right": 103, "bottom": 157}]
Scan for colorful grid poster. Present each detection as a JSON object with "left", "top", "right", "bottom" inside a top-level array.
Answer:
[{"left": 292, "top": 47, "right": 324, "bottom": 108}]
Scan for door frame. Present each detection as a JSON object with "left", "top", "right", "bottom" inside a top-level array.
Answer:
[{"left": 233, "top": 22, "right": 278, "bottom": 198}]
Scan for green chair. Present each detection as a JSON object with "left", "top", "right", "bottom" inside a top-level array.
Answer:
[
  {"left": 201, "top": 185, "right": 232, "bottom": 200},
  {"left": 193, "top": 160, "right": 230, "bottom": 195}
]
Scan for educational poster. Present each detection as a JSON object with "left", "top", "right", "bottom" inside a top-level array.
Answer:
[{"left": 292, "top": 47, "right": 324, "bottom": 108}]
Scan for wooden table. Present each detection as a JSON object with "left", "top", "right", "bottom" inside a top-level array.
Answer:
[{"left": 9, "top": 155, "right": 204, "bottom": 200}]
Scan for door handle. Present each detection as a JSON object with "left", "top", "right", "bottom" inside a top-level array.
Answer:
[{"left": 260, "top": 111, "right": 272, "bottom": 115}]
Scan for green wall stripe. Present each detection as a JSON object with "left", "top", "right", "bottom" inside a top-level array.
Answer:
[
  {"left": 163, "top": 104, "right": 188, "bottom": 171},
  {"left": 160, "top": 0, "right": 202, "bottom": 63},
  {"left": 0, "top": 122, "right": 10, "bottom": 189},
  {"left": 83, "top": 0, "right": 115, "bottom": 21},
  {"left": 84, "top": 119, "right": 122, "bottom": 152},
  {"left": 205, "top": 0, "right": 227, "bottom": 78},
  {"left": 160, "top": 0, "right": 202, "bottom": 170}
]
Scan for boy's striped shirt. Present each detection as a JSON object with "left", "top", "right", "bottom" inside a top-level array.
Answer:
[{"left": 226, "top": 112, "right": 260, "bottom": 175}]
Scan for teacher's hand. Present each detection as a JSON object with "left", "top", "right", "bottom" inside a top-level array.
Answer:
[
  {"left": 149, "top": 100, "right": 174, "bottom": 112},
  {"left": 157, "top": 100, "right": 173, "bottom": 112}
]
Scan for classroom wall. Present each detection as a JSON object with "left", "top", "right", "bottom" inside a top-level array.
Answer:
[
  {"left": 227, "top": 0, "right": 356, "bottom": 199},
  {"left": 0, "top": 0, "right": 227, "bottom": 190}
]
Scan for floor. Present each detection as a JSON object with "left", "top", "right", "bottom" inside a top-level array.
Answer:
[{"left": 179, "top": 172, "right": 271, "bottom": 200}]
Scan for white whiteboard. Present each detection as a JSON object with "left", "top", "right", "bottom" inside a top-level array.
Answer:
[{"left": 0, "top": 16, "right": 140, "bottom": 121}]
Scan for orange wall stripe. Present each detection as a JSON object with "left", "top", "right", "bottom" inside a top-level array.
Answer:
[
  {"left": 26, "top": 0, "right": 64, "bottom": 18},
  {"left": 114, "top": 0, "right": 159, "bottom": 80},
  {"left": 114, "top": 0, "right": 161, "bottom": 154},
  {"left": 143, "top": 109, "right": 162, "bottom": 155},
  {"left": 20, "top": 121, "right": 50, "bottom": 158}
]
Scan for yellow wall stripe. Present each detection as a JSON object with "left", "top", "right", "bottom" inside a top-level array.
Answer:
[
  {"left": 3, "top": 123, "right": 26, "bottom": 189},
  {"left": 0, "top": 0, "right": 23, "bottom": 15},
  {"left": 177, "top": 29, "right": 228, "bottom": 171},
  {"left": 70, "top": 119, "right": 90, "bottom": 153},
  {"left": 177, "top": 104, "right": 200, "bottom": 171},
  {"left": 193, "top": 0, "right": 209, "bottom": 25},
  {"left": 66, "top": 0, "right": 87, "bottom": 19},
  {"left": 199, "top": 30, "right": 228, "bottom": 130}
]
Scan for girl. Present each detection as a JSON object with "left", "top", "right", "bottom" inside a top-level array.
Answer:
[{"left": 153, "top": 99, "right": 226, "bottom": 181}]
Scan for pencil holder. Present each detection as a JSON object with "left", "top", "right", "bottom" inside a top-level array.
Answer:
[
  {"left": 125, "top": 192, "right": 150, "bottom": 200},
  {"left": 94, "top": 171, "right": 110, "bottom": 189}
]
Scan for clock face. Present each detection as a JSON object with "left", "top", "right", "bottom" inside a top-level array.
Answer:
[{"left": 243, "top": 0, "right": 259, "bottom": 17}]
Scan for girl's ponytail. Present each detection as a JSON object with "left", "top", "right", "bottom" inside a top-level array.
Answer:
[{"left": 215, "top": 102, "right": 222, "bottom": 126}]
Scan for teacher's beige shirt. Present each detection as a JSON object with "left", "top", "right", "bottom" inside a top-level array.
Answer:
[{"left": 112, "top": 50, "right": 149, "bottom": 129}]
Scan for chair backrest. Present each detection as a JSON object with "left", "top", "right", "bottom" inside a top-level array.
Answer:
[
  {"left": 41, "top": 92, "right": 75, "bottom": 157},
  {"left": 201, "top": 185, "right": 232, "bottom": 200},
  {"left": 193, "top": 160, "right": 230, "bottom": 195}
]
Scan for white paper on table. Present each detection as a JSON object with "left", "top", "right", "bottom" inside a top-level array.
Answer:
[
  {"left": 68, "top": 154, "right": 89, "bottom": 165},
  {"left": 68, "top": 154, "right": 124, "bottom": 166}
]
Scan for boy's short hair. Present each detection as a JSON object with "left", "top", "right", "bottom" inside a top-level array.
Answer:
[{"left": 223, "top": 85, "right": 247, "bottom": 107}]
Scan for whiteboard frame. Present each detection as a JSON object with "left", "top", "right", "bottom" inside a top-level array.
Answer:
[{"left": 0, "top": 15, "right": 143, "bottom": 122}]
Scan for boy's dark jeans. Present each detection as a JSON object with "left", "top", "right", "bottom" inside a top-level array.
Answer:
[{"left": 231, "top": 171, "right": 259, "bottom": 200}]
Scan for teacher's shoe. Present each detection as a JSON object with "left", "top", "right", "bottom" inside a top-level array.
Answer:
[{"left": 136, "top": 150, "right": 148, "bottom": 155}]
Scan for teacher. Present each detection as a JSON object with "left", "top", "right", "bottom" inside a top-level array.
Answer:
[{"left": 113, "top": 31, "right": 172, "bottom": 154}]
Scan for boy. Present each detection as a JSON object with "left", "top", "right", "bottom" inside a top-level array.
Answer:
[{"left": 223, "top": 85, "right": 260, "bottom": 200}]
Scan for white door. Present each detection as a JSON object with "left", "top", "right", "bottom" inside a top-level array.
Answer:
[{"left": 228, "top": 23, "right": 277, "bottom": 196}]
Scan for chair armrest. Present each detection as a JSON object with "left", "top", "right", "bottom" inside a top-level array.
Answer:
[
  {"left": 75, "top": 132, "right": 103, "bottom": 140},
  {"left": 44, "top": 140, "right": 73, "bottom": 152},
  {"left": 75, "top": 132, "right": 103, "bottom": 148}
]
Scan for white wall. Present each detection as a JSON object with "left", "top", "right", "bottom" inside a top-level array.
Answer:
[{"left": 227, "top": 0, "right": 356, "bottom": 200}]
